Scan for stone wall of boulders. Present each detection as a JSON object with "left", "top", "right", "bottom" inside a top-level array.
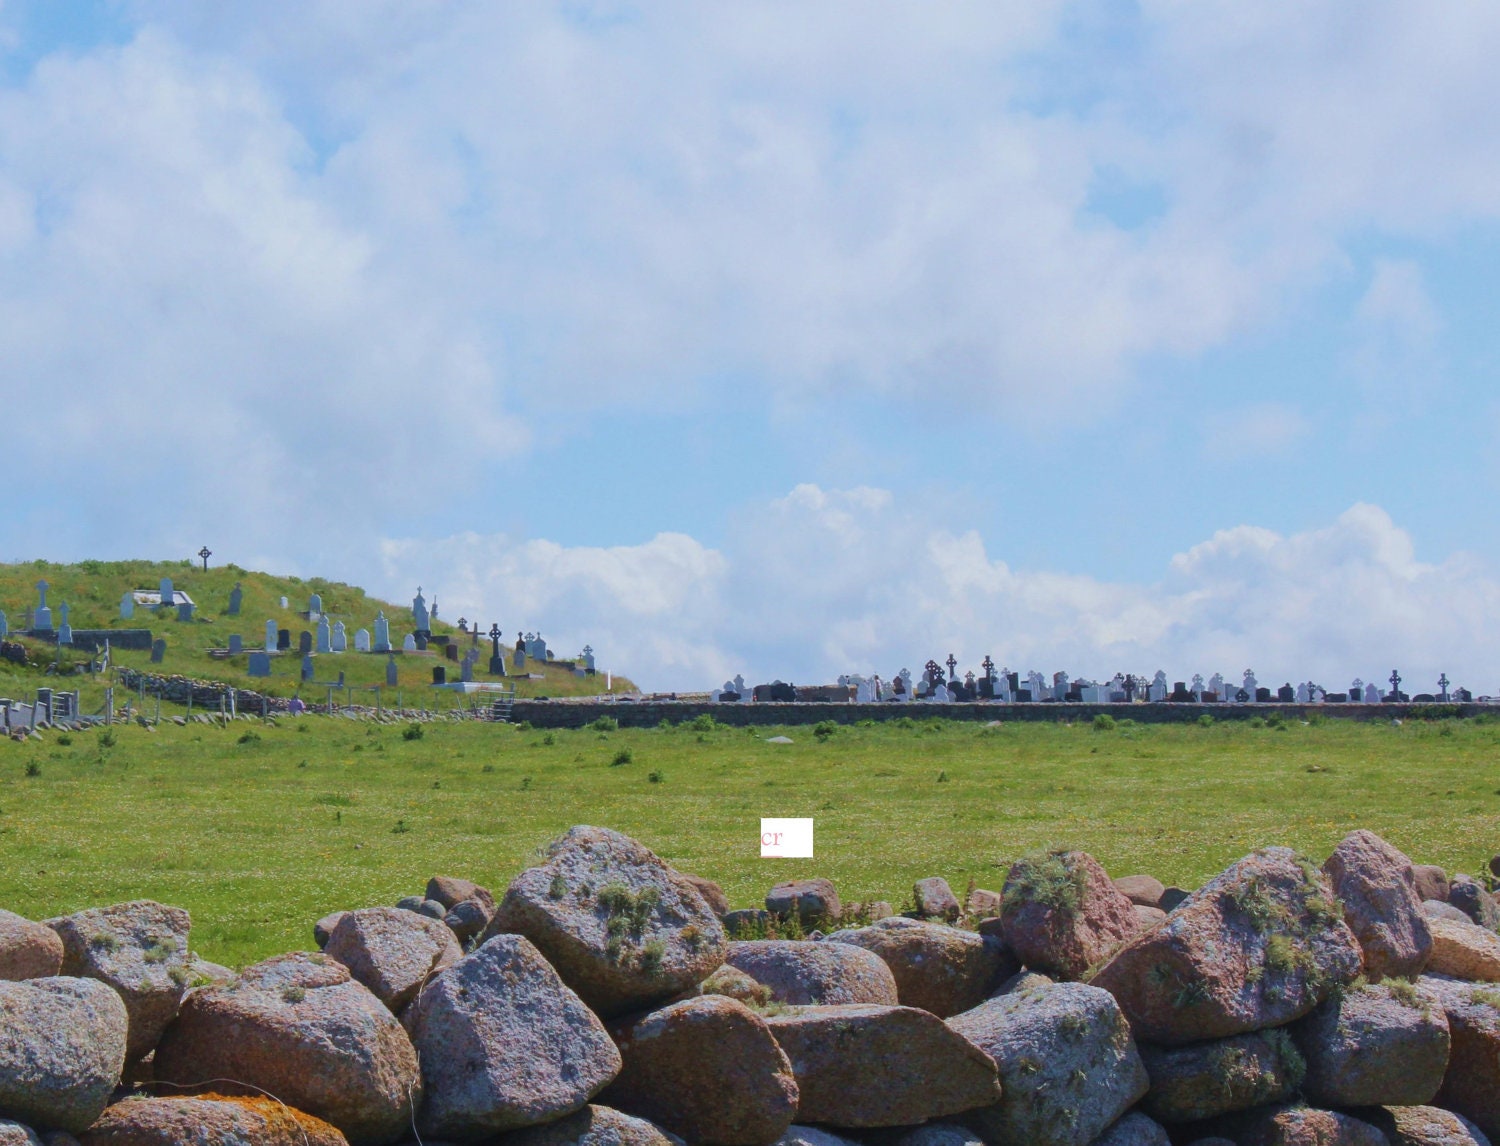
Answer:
[
  {"left": 114, "top": 667, "right": 293, "bottom": 714},
  {"left": 512, "top": 698, "right": 1488, "bottom": 728},
  {"left": 3, "top": 826, "right": 1500, "bottom": 1145}
]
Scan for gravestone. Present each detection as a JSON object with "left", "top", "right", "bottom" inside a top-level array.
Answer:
[
  {"left": 120, "top": 592, "right": 135, "bottom": 620},
  {"left": 489, "top": 650, "right": 507, "bottom": 675},
  {"left": 1191, "top": 673, "right": 1205, "bottom": 700},
  {"left": 526, "top": 633, "right": 547, "bottom": 662},
  {"left": 0, "top": 610, "right": 6, "bottom": 639},
  {"left": 1169, "top": 681, "right": 1194, "bottom": 702},
  {"left": 461, "top": 651, "right": 475, "bottom": 683},
  {"left": 414, "top": 633, "right": 428, "bottom": 651},
  {"left": 412, "top": 588, "right": 430, "bottom": 636},
  {"left": 514, "top": 646, "right": 526, "bottom": 669},
  {"left": 1295, "top": 682, "right": 1310, "bottom": 703},
  {"left": 227, "top": 583, "right": 242, "bottom": 616},
  {"left": 317, "top": 616, "right": 332, "bottom": 654},
  {"left": 1255, "top": 687, "right": 1272, "bottom": 703},
  {"left": 308, "top": 593, "right": 323, "bottom": 618},
  {"left": 33, "top": 580, "right": 52, "bottom": 632},
  {"left": 1242, "top": 670, "right": 1258, "bottom": 701},
  {"left": 432, "top": 666, "right": 446, "bottom": 685},
  {"left": 931, "top": 683, "right": 952, "bottom": 703},
  {"left": 1279, "top": 683, "right": 1296, "bottom": 703},
  {"left": 228, "top": 635, "right": 243, "bottom": 654},
  {"left": 582, "top": 645, "right": 596, "bottom": 672},
  {"left": 402, "top": 633, "right": 417, "bottom": 653},
  {"left": 298, "top": 630, "right": 313, "bottom": 656},
  {"left": 301, "top": 654, "right": 314, "bottom": 682},
  {"left": 279, "top": 596, "right": 288, "bottom": 609},
  {"left": 1052, "top": 671, "right": 1069, "bottom": 701},
  {"left": 278, "top": 628, "right": 291, "bottom": 651},
  {"left": 855, "top": 677, "right": 875, "bottom": 703},
  {"left": 332, "top": 621, "right": 347, "bottom": 653},
  {"left": 57, "top": 603, "right": 73, "bottom": 646},
  {"left": 176, "top": 602, "right": 194, "bottom": 623},
  {"left": 1364, "top": 683, "right": 1381, "bottom": 704},
  {"left": 354, "top": 628, "right": 371, "bottom": 653},
  {"left": 247, "top": 651, "right": 270, "bottom": 677},
  {"left": 150, "top": 639, "right": 166, "bottom": 664},
  {"left": 1208, "top": 672, "right": 1225, "bottom": 701},
  {"left": 445, "top": 641, "right": 459, "bottom": 662},
  {"left": 265, "top": 620, "right": 277, "bottom": 651},
  {"left": 158, "top": 577, "right": 173, "bottom": 612},
  {"left": 1149, "top": 671, "right": 1168, "bottom": 702},
  {"left": 386, "top": 656, "right": 398, "bottom": 687},
  {"left": 1351, "top": 678, "right": 1364, "bottom": 701},
  {"left": 373, "top": 612, "right": 391, "bottom": 654}
]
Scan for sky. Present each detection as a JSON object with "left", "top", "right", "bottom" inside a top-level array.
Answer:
[{"left": 1, "top": 2, "right": 1498, "bottom": 693}]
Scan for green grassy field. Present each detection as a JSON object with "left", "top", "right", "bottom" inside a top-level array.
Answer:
[
  {"left": 1, "top": 712, "right": 1496, "bottom": 968},
  {"left": 0, "top": 559, "right": 634, "bottom": 702}
]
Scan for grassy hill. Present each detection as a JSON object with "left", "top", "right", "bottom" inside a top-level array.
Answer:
[{"left": 0, "top": 559, "right": 634, "bottom": 708}]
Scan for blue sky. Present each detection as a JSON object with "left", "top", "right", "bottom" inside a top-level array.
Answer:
[{"left": 1, "top": 2, "right": 1498, "bottom": 691}]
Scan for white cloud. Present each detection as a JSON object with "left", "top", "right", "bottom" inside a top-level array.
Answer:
[{"left": 378, "top": 488, "right": 1500, "bottom": 696}]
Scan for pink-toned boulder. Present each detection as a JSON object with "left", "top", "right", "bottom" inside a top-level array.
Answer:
[
  {"left": 1133, "top": 905, "right": 1168, "bottom": 932},
  {"left": 965, "top": 888, "right": 1003, "bottom": 918},
  {"left": 827, "top": 917, "right": 1016, "bottom": 1018},
  {"left": 1427, "top": 975, "right": 1500, "bottom": 1138},
  {"left": 77, "top": 1096, "right": 349, "bottom": 1145},
  {"left": 1412, "top": 865, "right": 1450, "bottom": 904},
  {"left": 724, "top": 940, "right": 897, "bottom": 1006},
  {"left": 0, "top": 910, "right": 62, "bottom": 981},
  {"left": 1359, "top": 1105, "right": 1491, "bottom": 1146},
  {"left": 681, "top": 875, "right": 730, "bottom": 918},
  {"left": 764, "top": 1005, "right": 1000, "bottom": 1127},
  {"left": 765, "top": 880, "right": 840, "bottom": 925},
  {"left": 602, "top": 995, "right": 798, "bottom": 1146},
  {"left": 325, "top": 907, "right": 462, "bottom": 1013},
  {"left": 1139, "top": 1032, "right": 1302, "bottom": 1123},
  {"left": 426, "top": 876, "right": 494, "bottom": 912},
  {"left": 1000, "top": 850, "right": 1137, "bottom": 980},
  {"left": 1115, "top": 876, "right": 1166, "bottom": 908},
  {"left": 913, "top": 877, "right": 961, "bottom": 922},
  {"left": 1322, "top": 830, "right": 1432, "bottom": 980},
  {"left": 1427, "top": 917, "right": 1500, "bottom": 981},
  {"left": 0, "top": 977, "right": 127, "bottom": 1133},
  {"left": 1202, "top": 1105, "right": 1388, "bottom": 1146},
  {"left": 153, "top": 952, "right": 420, "bottom": 1146},
  {"left": 1449, "top": 876, "right": 1500, "bottom": 930},
  {"left": 1090, "top": 848, "right": 1362, "bottom": 1045},
  {"left": 498, "top": 1105, "right": 685, "bottom": 1146}
]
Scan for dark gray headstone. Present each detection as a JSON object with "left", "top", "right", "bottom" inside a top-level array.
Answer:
[
  {"left": 298, "top": 630, "right": 313, "bottom": 655},
  {"left": 247, "top": 651, "right": 271, "bottom": 677},
  {"left": 277, "top": 628, "right": 291, "bottom": 651},
  {"left": 386, "top": 656, "right": 399, "bottom": 687},
  {"left": 227, "top": 582, "right": 242, "bottom": 616},
  {"left": 445, "top": 642, "right": 459, "bottom": 662},
  {"left": 301, "top": 654, "right": 314, "bottom": 681},
  {"left": 176, "top": 602, "right": 194, "bottom": 623},
  {"left": 228, "top": 635, "right": 243, "bottom": 654},
  {"left": 149, "top": 639, "right": 166, "bottom": 663},
  {"left": 433, "top": 666, "right": 447, "bottom": 685},
  {"left": 414, "top": 632, "right": 428, "bottom": 651},
  {"left": 489, "top": 654, "right": 507, "bottom": 676}
]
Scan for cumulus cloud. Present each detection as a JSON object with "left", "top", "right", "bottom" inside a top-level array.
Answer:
[{"left": 378, "top": 487, "right": 1500, "bottom": 696}]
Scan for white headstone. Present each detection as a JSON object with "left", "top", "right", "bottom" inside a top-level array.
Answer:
[
  {"left": 1208, "top": 672, "right": 1224, "bottom": 700},
  {"left": 374, "top": 612, "right": 391, "bottom": 654},
  {"left": 1243, "top": 670, "right": 1258, "bottom": 700},
  {"left": 332, "top": 621, "right": 347, "bottom": 653},
  {"left": 0, "top": 610, "right": 6, "bottom": 638},
  {"left": 855, "top": 678, "right": 876, "bottom": 703},
  {"left": 317, "top": 615, "right": 332, "bottom": 654},
  {"left": 264, "top": 619, "right": 277, "bottom": 651},
  {"left": 1149, "top": 671, "right": 1167, "bottom": 702},
  {"left": 412, "top": 588, "right": 430, "bottom": 632},
  {"left": 1295, "top": 682, "right": 1310, "bottom": 703},
  {"left": 932, "top": 683, "right": 952, "bottom": 704},
  {"left": 354, "top": 628, "right": 371, "bottom": 653},
  {"left": 120, "top": 592, "right": 135, "bottom": 620},
  {"left": 582, "top": 645, "right": 596, "bottom": 671},
  {"left": 308, "top": 593, "right": 323, "bottom": 617},
  {"left": 57, "top": 603, "right": 72, "bottom": 646},
  {"left": 1364, "top": 683, "right": 1381, "bottom": 704},
  {"left": 279, "top": 596, "right": 289, "bottom": 609},
  {"left": 402, "top": 633, "right": 417, "bottom": 653}
]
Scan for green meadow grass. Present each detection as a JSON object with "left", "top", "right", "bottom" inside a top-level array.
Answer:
[{"left": 2, "top": 712, "right": 1497, "bottom": 967}]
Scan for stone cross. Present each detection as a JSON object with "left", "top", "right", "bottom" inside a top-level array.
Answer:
[
  {"left": 198, "top": 546, "right": 212, "bottom": 571},
  {"left": 1389, "top": 669, "right": 1402, "bottom": 697},
  {"left": 1438, "top": 673, "right": 1450, "bottom": 701},
  {"left": 981, "top": 655, "right": 995, "bottom": 680},
  {"left": 945, "top": 653, "right": 958, "bottom": 681},
  {"left": 489, "top": 624, "right": 502, "bottom": 655}
]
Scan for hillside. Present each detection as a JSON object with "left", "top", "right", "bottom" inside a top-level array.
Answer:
[{"left": 0, "top": 558, "right": 634, "bottom": 707}]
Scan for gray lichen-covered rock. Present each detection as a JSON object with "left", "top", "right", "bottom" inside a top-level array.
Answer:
[
  {"left": 0, "top": 1124, "right": 39, "bottom": 1146},
  {"left": 76, "top": 1096, "right": 350, "bottom": 1145},
  {"left": 0, "top": 977, "right": 127, "bottom": 1133},
  {"left": 946, "top": 981, "right": 1147, "bottom": 1146},
  {"left": 484, "top": 826, "right": 727, "bottom": 1016},
  {"left": 1197, "top": 1105, "right": 1389, "bottom": 1145},
  {"left": 0, "top": 911, "right": 63, "bottom": 982},
  {"left": 764, "top": 1004, "right": 1000, "bottom": 1128},
  {"left": 1412, "top": 865, "right": 1451, "bottom": 904},
  {"left": 315, "top": 911, "right": 348, "bottom": 949},
  {"left": 1428, "top": 917, "right": 1500, "bottom": 981},
  {"left": 1000, "top": 850, "right": 1137, "bottom": 980},
  {"left": 443, "top": 899, "right": 494, "bottom": 944},
  {"left": 1139, "top": 1031, "right": 1303, "bottom": 1123},
  {"left": 766, "top": 880, "right": 841, "bottom": 926},
  {"left": 1293, "top": 979, "right": 1450, "bottom": 1107},
  {"left": 497, "top": 1105, "right": 685, "bottom": 1146},
  {"left": 724, "top": 940, "right": 897, "bottom": 1006},
  {"left": 153, "top": 952, "right": 421, "bottom": 1146},
  {"left": 47, "top": 900, "right": 191, "bottom": 1061},
  {"left": 684, "top": 963, "right": 770, "bottom": 1006},
  {"left": 602, "top": 995, "right": 798, "bottom": 1146},
  {"left": 1322, "top": 830, "right": 1432, "bottom": 980},
  {"left": 1092, "top": 1112, "right": 1172, "bottom": 1146},
  {"left": 405, "top": 934, "right": 619, "bottom": 1141},
  {"left": 326, "top": 906, "right": 462, "bottom": 1013},
  {"left": 1355, "top": 1105, "right": 1492, "bottom": 1146},
  {"left": 827, "top": 917, "right": 1017, "bottom": 1018},
  {"left": 1091, "top": 848, "right": 1363, "bottom": 1044},
  {"left": 1449, "top": 876, "right": 1500, "bottom": 931},
  {"left": 1425, "top": 900, "right": 1475, "bottom": 924},
  {"left": 1427, "top": 975, "right": 1500, "bottom": 1139}
]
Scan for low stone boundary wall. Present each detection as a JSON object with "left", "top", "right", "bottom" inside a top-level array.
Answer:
[{"left": 510, "top": 698, "right": 1485, "bottom": 728}]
